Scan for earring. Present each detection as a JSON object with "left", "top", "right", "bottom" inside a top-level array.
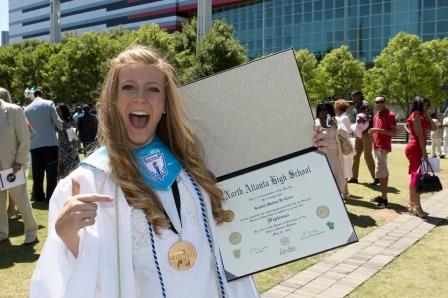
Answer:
[{"left": 163, "top": 110, "right": 166, "bottom": 115}]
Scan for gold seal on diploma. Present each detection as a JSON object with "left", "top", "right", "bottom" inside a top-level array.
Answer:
[
  {"left": 316, "top": 206, "right": 330, "bottom": 218},
  {"left": 168, "top": 241, "right": 197, "bottom": 270},
  {"left": 229, "top": 232, "right": 242, "bottom": 245},
  {"left": 226, "top": 210, "right": 235, "bottom": 222},
  {"left": 280, "top": 236, "right": 290, "bottom": 246}
]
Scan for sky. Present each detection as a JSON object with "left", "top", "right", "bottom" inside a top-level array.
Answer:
[{"left": 1, "top": 0, "right": 9, "bottom": 32}]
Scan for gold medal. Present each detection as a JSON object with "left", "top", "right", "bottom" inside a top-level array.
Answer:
[{"left": 168, "top": 240, "right": 197, "bottom": 270}]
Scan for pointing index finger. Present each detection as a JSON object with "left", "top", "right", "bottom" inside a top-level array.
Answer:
[{"left": 76, "top": 194, "right": 113, "bottom": 203}]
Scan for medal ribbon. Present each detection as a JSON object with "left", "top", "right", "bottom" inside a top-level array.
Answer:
[
  {"left": 146, "top": 170, "right": 227, "bottom": 298},
  {"left": 167, "top": 181, "right": 182, "bottom": 237}
]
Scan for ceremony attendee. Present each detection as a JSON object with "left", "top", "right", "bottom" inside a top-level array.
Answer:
[
  {"left": 72, "top": 106, "right": 83, "bottom": 125},
  {"left": 0, "top": 87, "right": 38, "bottom": 244},
  {"left": 349, "top": 91, "right": 377, "bottom": 185},
  {"left": 315, "top": 103, "right": 347, "bottom": 199},
  {"left": 334, "top": 99, "right": 352, "bottom": 200},
  {"left": 430, "top": 113, "right": 443, "bottom": 158},
  {"left": 25, "top": 89, "right": 62, "bottom": 202},
  {"left": 31, "top": 46, "right": 259, "bottom": 297},
  {"left": 443, "top": 113, "right": 448, "bottom": 158},
  {"left": 369, "top": 97, "right": 396, "bottom": 208},
  {"left": 56, "top": 104, "right": 80, "bottom": 179},
  {"left": 76, "top": 104, "right": 98, "bottom": 154},
  {"left": 404, "top": 96, "right": 437, "bottom": 218}
]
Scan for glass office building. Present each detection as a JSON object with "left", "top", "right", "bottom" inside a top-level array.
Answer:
[{"left": 213, "top": 0, "right": 448, "bottom": 61}]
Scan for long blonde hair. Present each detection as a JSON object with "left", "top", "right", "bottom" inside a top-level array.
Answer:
[{"left": 99, "top": 45, "right": 231, "bottom": 233}]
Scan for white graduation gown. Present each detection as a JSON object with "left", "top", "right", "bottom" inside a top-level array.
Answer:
[{"left": 30, "top": 166, "right": 259, "bottom": 298}]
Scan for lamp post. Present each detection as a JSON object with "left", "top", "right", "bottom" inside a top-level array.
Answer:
[
  {"left": 50, "top": 0, "right": 61, "bottom": 43},
  {"left": 197, "top": 0, "right": 212, "bottom": 44}
]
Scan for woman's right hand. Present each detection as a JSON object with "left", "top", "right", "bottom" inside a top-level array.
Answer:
[
  {"left": 312, "top": 124, "right": 328, "bottom": 153},
  {"left": 55, "top": 178, "right": 112, "bottom": 257}
]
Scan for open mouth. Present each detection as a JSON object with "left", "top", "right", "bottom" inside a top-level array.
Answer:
[{"left": 129, "top": 111, "right": 150, "bottom": 129}]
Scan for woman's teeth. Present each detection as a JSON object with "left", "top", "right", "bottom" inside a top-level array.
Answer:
[{"left": 129, "top": 111, "right": 150, "bottom": 128}]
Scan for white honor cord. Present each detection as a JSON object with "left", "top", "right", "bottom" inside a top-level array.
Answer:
[{"left": 147, "top": 171, "right": 227, "bottom": 298}]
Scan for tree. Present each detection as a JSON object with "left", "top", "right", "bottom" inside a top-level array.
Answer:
[
  {"left": 317, "top": 45, "right": 365, "bottom": 99},
  {"left": 0, "top": 45, "right": 17, "bottom": 98},
  {"left": 44, "top": 32, "right": 121, "bottom": 104},
  {"left": 0, "top": 18, "right": 248, "bottom": 103},
  {"left": 294, "top": 49, "right": 331, "bottom": 105},
  {"left": 421, "top": 38, "right": 448, "bottom": 107},
  {"left": 12, "top": 40, "right": 58, "bottom": 102},
  {"left": 171, "top": 18, "right": 199, "bottom": 84},
  {"left": 363, "top": 32, "right": 437, "bottom": 116},
  {"left": 133, "top": 24, "right": 175, "bottom": 65},
  {"left": 193, "top": 20, "right": 247, "bottom": 81}
]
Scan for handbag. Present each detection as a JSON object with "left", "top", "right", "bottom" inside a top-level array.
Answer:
[
  {"left": 415, "top": 159, "right": 443, "bottom": 194},
  {"left": 337, "top": 124, "right": 354, "bottom": 155}
]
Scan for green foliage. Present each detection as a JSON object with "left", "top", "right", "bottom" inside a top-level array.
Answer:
[
  {"left": 364, "top": 32, "right": 438, "bottom": 116},
  {"left": 171, "top": 18, "right": 199, "bottom": 83},
  {"left": 294, "top": 49, "right": 331, "bottom": 105},
  {"left": 190, "top": 19, "right": 247, "bottom": 82},
  {"left": 0, "top": 19, "right": 248, "bottom": 103},
  {"left": 421, "top": 38, "right": 448, "bottom": 106},
  {"left": 0, "top": 45, "right": 17, "bottom": 95},
  {"left": 133, "top": 24, "right": 174, "bottom": 61},
  {"left": 44, "top": 32, "right": 119, "bottom": 104},
  {"left": 318, "top": 45, "right": 365, "bottom": 99}
]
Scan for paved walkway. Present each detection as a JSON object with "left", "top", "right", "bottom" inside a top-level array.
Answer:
[{"left": 261, "top": 190, "right": 448, "bottom": 298}]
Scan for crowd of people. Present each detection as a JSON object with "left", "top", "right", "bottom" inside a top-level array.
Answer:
[
  {"left": 0, "top": 87, "right": 98, "bottom": 244},
  {"left": 315, "top": 91, "right": 446, "bottom": 218}
]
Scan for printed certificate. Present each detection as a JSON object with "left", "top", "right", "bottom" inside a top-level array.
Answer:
[{"left": 216, "top": 148, "right": 357, "bottom": 281}]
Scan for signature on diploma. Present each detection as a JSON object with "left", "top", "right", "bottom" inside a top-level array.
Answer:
[
  {"left": 300, "top": 229, "right": 325, "bottom": 240},
  {"left": 249, "top": 245, "right": 268, "bottom": 255}
]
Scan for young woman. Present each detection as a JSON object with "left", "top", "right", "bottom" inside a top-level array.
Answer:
[
  {"left": 334, "top": 99, "right": 352, "bottom": 199},
  {"left": 31, "top": 46, "right": 258, "bottom": 297},
  {"left": 56, "top": 104, "right": 80, "bottom": 179},
  {"left": 404, "top": 96, "right": 437, "bottom": 218}
]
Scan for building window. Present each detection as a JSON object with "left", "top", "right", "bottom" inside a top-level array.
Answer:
[
  {"left": 423, "top": 0, "right": 436, "bottom": 9},
  {"left": 423, "top": 22, "right": 436, "bottom": 34},
  {"left": 335, "top": 8, "right": 344, "bottom": 18},
  {"left": 438, "top": 20, "right": 448, "bottom": 33}
]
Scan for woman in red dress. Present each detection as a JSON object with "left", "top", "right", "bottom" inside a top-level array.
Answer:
[{"left": 404, "top": 96, "right": 437, "bottom": 217}]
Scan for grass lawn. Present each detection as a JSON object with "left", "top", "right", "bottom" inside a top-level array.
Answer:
[
  {"left": 349, "top": 218, "right": 448, "bottom": 298},
  {"left": 0, "top": 147, "right": 446, "bottom": 297}
]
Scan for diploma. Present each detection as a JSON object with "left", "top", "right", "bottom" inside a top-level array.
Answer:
[
  {"left": 216, "top": 149, "right": 357, "bottom": 281},
  {"left": 180, "top": 50, "right": 358, "bottom": 281}
]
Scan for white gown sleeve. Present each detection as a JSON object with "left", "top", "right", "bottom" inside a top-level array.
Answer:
[
  {"left": 342, "top": 115, "right": 352, "bottom": 134},
  {"left": 30, "top": 171, "right": 100, "bottom": 298}
]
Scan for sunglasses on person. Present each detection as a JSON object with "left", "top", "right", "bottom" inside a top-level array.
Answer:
[{"left": 375, "top": 100, "right": 385, "bottom": 104}]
